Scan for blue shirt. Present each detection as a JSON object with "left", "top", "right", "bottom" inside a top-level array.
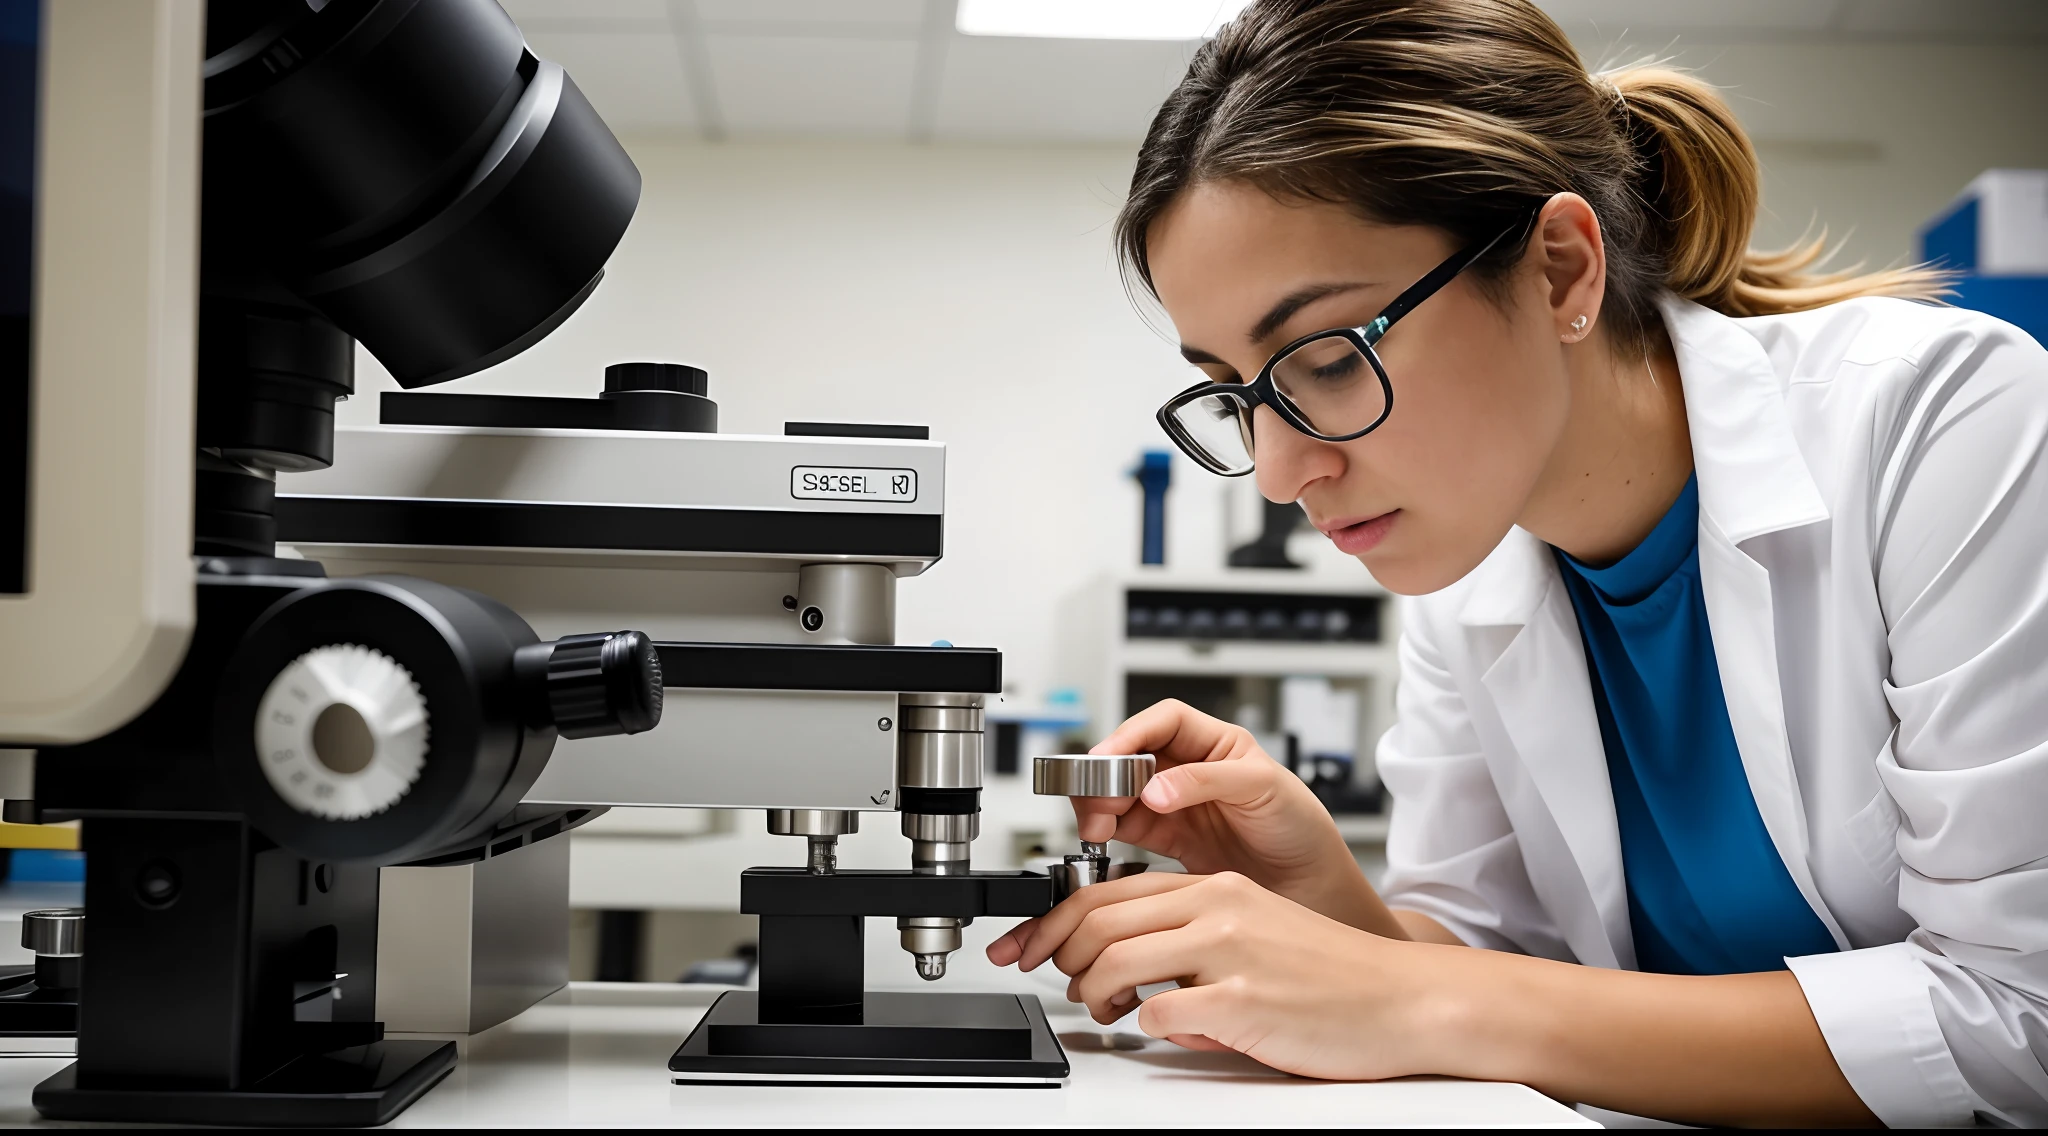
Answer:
[{"left": 1554, "top": 475, "right": 1838, "bottom": 975}]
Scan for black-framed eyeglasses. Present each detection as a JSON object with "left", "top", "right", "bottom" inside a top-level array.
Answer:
[{"left": 1155, "top": 210, "right": 1536, "bottom": 476}]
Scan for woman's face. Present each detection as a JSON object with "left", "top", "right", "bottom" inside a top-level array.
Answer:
[{"left": 1146, "top": 181, "right": 1574, "bottom": 595}]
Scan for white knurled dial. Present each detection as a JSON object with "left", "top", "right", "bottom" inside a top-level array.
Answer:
[{"left": 254, "top": 644, "right": 430, "bottom": 821}]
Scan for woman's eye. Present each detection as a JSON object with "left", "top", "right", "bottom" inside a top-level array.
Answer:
[{"left": 1308, "top": 354, "right": 1363, "bottom": 384}]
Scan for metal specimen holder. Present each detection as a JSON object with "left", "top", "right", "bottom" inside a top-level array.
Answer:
[
  {"left": 1033, "top": 755, "right": 1158, "bottom": 902},
  {"left": 671, "top": 676, "right": 1071, "bottom": 1086}
]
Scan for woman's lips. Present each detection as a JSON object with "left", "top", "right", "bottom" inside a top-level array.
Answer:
[{"left": 1320, "top": 510, "right": 1399, "bottom": 555}]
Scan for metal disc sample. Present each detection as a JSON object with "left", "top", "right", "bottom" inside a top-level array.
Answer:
[{"left": 1032, "top": 754, "right": 1156, "bottom": 798}]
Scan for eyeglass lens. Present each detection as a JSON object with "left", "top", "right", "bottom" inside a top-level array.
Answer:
[
  {"left": 1167, "top": 387, "right": 1257, "bottom": 473},
  {"left": 1269, "top": 334, "right": 1387, "bottom": 437}
]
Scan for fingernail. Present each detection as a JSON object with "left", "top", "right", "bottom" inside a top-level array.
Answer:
[
  {"left": 1110, "top": 991, "right": 1134, "bottom": 1007},
  {"left": 1142, "top": 780, "right": 1174, "bottom": 808}
]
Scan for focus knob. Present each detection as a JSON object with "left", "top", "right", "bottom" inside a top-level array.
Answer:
[
  {"left": 21, "top": 909, "right": 82, "bottom": 957},
  {"left": 528, "top": 630, "right": 663, "bottom": 739},
  {"left": 598, "top": 362, "right": 715, "bottom": 432},
  {"left": 255, "top": 644, "right": 430, "bottom": 820}
]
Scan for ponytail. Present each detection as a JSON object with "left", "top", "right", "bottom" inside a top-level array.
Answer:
[{"left": 1608, "top": 65, "right": 1950, "bottom": 317}]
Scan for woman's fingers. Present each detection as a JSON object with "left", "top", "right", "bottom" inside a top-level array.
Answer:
[
  {"left": 1071, "top": 925, "right": 1219, "bottom": 1022},
  {"left": 1134, "top": 983, "right": 1238, "bottom": 1049},
  {"left": 1016, "top": 872, "right": 1205, "bottom": 972},
  {"left": 1072, "top": 797, "right": 1137, "bottom": 844},
  {"left": 984, "top": 917, "right": 1039, "bottom": 966},
  {"left": 1090, "top": 699, "right": 1247, "bottom": 768},
  {"left": 1051, "top": 879, "right": 1217, "bottom": 978},
  {"left": 1139, "top": 754, "right": 1287, "bottom": 816}
]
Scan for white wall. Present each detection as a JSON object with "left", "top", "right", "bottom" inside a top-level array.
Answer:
[
  {"left": 337, "top": 34, "right": 2048, "bottom": 718},
  {"left": 1607, "top": 38, "right": 2048, "bottom": 265}
]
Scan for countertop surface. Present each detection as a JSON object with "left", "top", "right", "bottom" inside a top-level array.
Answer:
[{"left": 0, "top": 980, "right": 1593, "bottom": 1128}]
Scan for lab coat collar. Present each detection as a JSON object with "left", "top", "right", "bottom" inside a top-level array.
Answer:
[
  {"left": 1663, "top": 294, "right": 1849, "bottom": 950},
  {"left": 1659, "top": 295, "right": 1830, "bottom": 542}
]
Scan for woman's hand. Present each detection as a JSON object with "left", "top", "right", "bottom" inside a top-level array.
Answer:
[
  {"left": 1057, "top": 698, "right": 1399, "bottom": 934},
  {"left": 1000, "top": 870, "right": 1468, "bottom": 1081}
]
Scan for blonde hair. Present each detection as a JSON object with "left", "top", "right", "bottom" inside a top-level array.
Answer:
[{"left": 1115, "top": 0, "right": 1949, "bottom": 349}]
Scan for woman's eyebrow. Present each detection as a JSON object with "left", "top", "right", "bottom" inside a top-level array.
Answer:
[
  {"left": 1180, "top": 345, "right": 1227, "bottom": 366},
  {"left": 1248, "top": 282, "right": 1369, "bottom": 343}
]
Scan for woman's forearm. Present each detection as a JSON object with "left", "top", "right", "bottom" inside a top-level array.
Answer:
[{"left": 1435, "top": 949, "right": 1876, "bottom": 1127}]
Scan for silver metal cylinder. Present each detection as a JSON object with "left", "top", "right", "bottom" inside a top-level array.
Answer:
[
  {"left": 767, "top": 810, "right": 859, "bottom": 876},
  {"left": 898, "top": 917, "right": 963, "bottom": 981},
  {"left": 1033, "top": 754, "right": 1156, "bottom": 797},
  {"left": 765, "top": 809, "right": 860, "bottom": 837},
  {"left": 805, "top": 836, "right": 838, "bottom": 875},
  {"left": 21, "top": 909, "right": 82, "bottom": 957},
  {"left": 795, "top": 563, "right": 896, "bottom": 645},
  {"left": 894, "top": 693, "right": 986, "bottom": 979},
  {"left": 901, "top": 812, "right": 977, "bottom": 843},
  {"left": 1048, "top": 854, "right": 1109, "bottom": 902},
  {"left": 898, "top": 693, "right": 984, "bottom": 790}
]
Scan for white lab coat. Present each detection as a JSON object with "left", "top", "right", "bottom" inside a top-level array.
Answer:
[{"left": 1376, "top": 292, "right": 2048, "bottom": 1127}]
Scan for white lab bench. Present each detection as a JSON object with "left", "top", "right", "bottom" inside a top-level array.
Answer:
[
  {"left": 0, "top": 982, "right": 1592, "bottom": 1128},
  {"left": 0, "top": 888, "right": 1591, "bottom": 1127}
]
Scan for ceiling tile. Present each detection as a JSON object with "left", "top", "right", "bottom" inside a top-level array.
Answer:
[
  {"left": 502, "top": 0, "right": 669, "bottom": 26},
  {"left": 931, "top": 35, "right": 1195, "bottom": 142},
  {"left": 695, "top": 0, "right": 927, "bottom": 32},
  {"left": 524, "top": 30, "right": 697, "bottom": 132},
  {"left": 706, "top": 35, "right": 921, "bottom": 135}
]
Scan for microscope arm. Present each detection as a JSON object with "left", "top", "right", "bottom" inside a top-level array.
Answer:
[{"left": 651, "top": 642, "right": 1000, "bottom": 694}]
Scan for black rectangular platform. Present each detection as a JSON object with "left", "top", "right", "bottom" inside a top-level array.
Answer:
[
  {"left": 33, "top": 1040, "right": 456, "bottom": 1127},
  {"left": 671, "top": 991, "right": 1068, "bottom": 1086},
  {"left": 740, "top": 867, "right": 1054, "bottom": 917}
]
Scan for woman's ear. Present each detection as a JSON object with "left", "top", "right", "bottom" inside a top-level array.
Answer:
[{"left": 1533, "top": 193, "right": 1607, "bottom": 343}]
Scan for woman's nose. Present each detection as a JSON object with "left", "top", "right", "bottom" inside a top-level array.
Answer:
[{"left": 1251, "top": 406, "right": 1343, "bottom": 504}]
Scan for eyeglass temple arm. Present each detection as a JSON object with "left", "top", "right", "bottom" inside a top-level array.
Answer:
[{"left": 1359, "top": 209, "right": 1540, "bottom": 344}]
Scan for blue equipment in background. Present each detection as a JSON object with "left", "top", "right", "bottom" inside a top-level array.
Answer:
[
  {"left": 1132, "top": 450, "right": 1172, "bottom": 565},
  {"left": 1919, "top": 170, "right": 2048, "bottom": 344}
]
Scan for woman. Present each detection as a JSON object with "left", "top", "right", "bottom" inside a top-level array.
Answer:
[{"left": 985, "top": 0, "right": 2048, "bottom": 1126}]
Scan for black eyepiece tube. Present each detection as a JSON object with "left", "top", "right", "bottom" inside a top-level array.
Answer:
[{"left": 201, "top": 0, "right": 641, "bottom": 387}]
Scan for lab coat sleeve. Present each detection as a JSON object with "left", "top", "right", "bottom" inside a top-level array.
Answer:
[
  {"left": 1787, "top": 313, "right": 2048, "bottom": 1127},
  {"left": 1376, "top": 597, "right": 1568, "bottom": 959}
]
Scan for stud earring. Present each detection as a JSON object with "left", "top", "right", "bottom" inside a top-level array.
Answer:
[{"left": 1565, "top": 314, "right": 1589, "bottom": 341}]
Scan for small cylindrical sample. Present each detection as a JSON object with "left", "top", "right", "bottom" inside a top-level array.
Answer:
[{"left": 1031, "top": 754, "right": 1156, "bottom": 798}]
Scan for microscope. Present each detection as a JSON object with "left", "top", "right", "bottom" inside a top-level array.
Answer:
[
  {"left": 280, "top": 369, "right": 1071, "bottom": 1084},
  {"left": 3, "top": 0, "right": 1159, "bottom": 1113},
  {"left": 1, "top": 0, "right": 663, "bottom": 1125}
]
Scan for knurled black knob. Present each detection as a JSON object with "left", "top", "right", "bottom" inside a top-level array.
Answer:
[
  {"left": 603, "top": 361, "right": 707, "bottom": 397},
  {"left": 534, "top": 630, "right": 663, "bottom": 739},
  {"left": 598, "top": 362, "right": 715, "bottom": 432}
]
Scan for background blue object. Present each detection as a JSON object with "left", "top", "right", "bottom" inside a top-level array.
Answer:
[
  {"left": 1133, "top": 450, "right": 1171, "bottom": 566},
  {"left": 9, "top": 850, "right": 84, "bottom": 883},
  {"left": 1920, "top": 183, "right": 2048, "bottom": 345}
]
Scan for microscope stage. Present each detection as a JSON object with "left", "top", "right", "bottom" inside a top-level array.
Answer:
[{"left": 670, "top": 991, "right": 1069, "bottom": 1087}]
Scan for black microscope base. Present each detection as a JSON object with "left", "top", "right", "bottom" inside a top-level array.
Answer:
[
  {"left": 671, "top": 991, "right": 1069, "bottom": 1086},
  {"left": 32, "top": 1039, "right": 457, "bottom": 1127}
]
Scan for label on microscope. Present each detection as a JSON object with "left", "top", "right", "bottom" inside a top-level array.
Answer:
[{"left": 790, "top": 466, "right": 919, "bottom": 503}]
